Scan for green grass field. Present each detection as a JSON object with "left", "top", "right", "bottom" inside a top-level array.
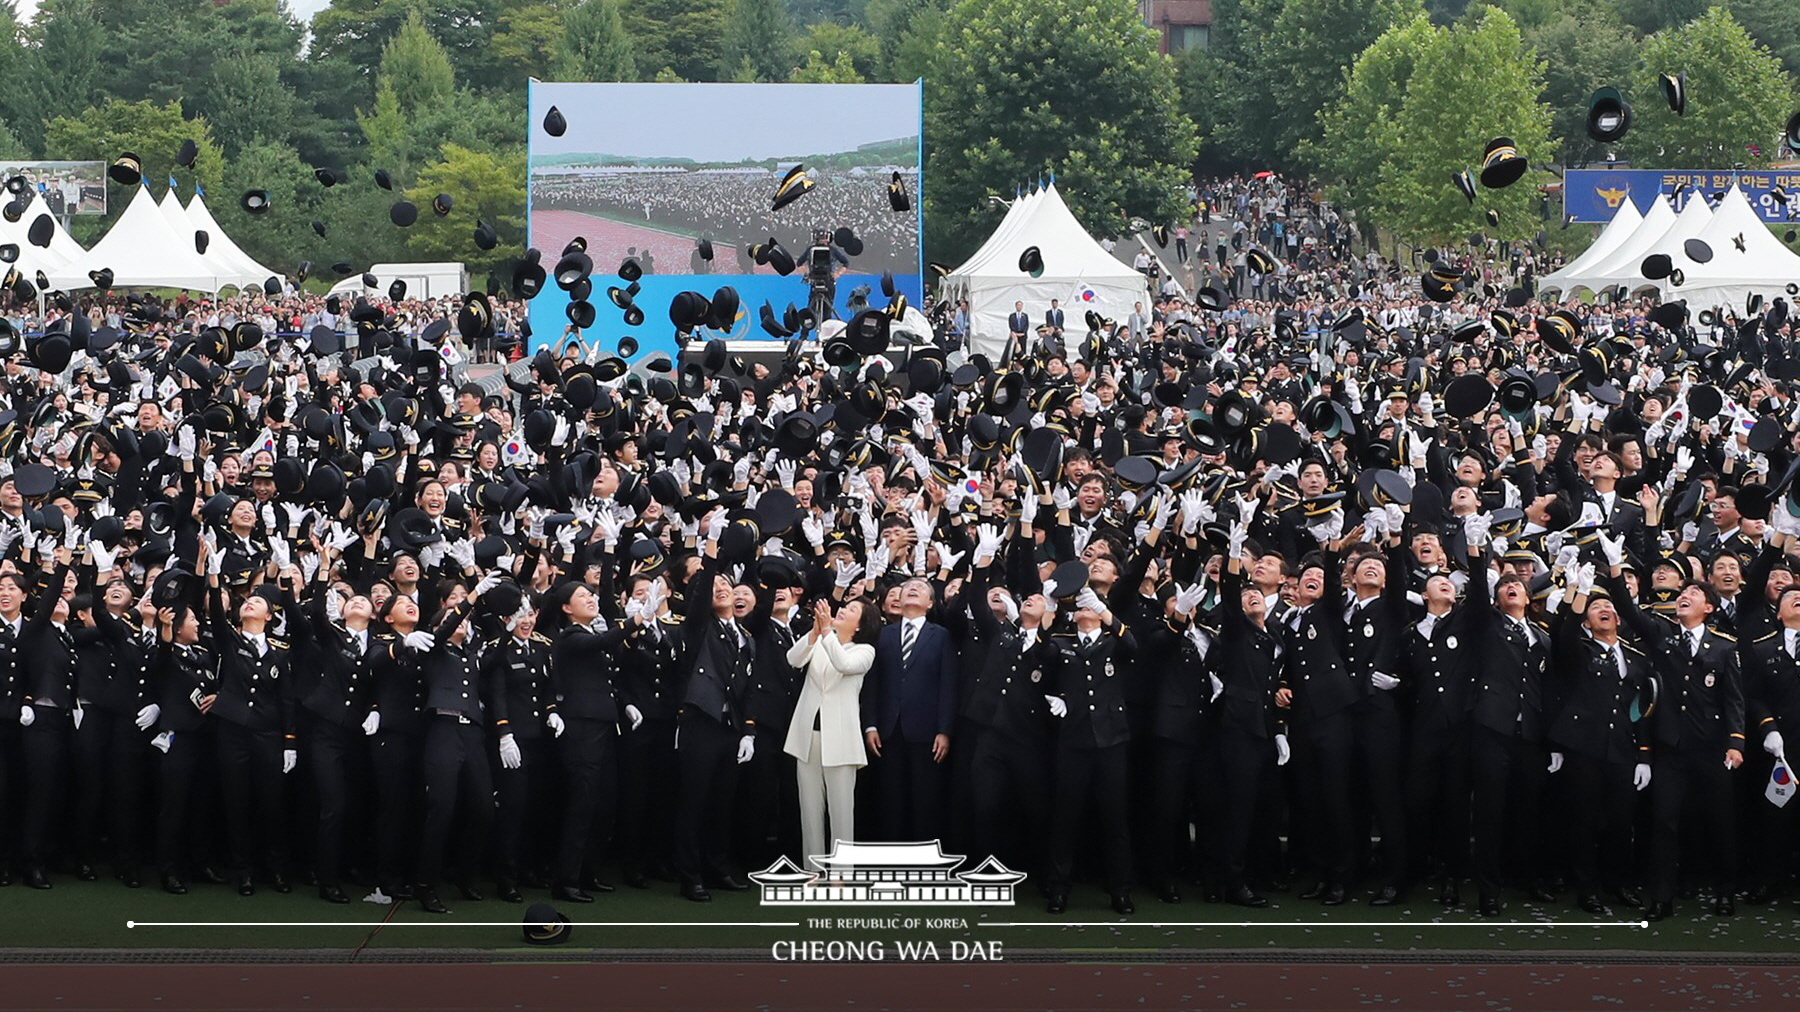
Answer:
[{"left": 2, "top": 879, "right": 1796, "bottom": 957}]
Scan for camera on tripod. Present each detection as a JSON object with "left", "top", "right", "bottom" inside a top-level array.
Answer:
[{"left": 806, "top": 228, "right": 838, "bottom": 326}]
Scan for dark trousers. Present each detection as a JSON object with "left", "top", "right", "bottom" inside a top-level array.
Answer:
[
  {"left": 1564, "top": 752, "right": 1635, "bottom": 895},
  {"left": 215, "top": 720, "right": 289, "bottom": 878},
  {"left": 1650, "top": 747, "right": 1737, "bottom": 903},
  {"left": 1350, "top": 693, "right": 1406, "bottom": 886},
  {"left": 1470, "top": 726, "right": 1547, "bottom": 899},
  {"left": 871, "top": 729, "right": 946, "bottom": 842},
  {"left": 617, "top": 718, "right": 676, "bottom": 880},
  {"left": 418, "top": 716, "right": 493, "bottom": 887},
  {"left": 1296, "top": 708, "right": 1354, "bottom": 886},
  {"left": 674, "top": 711, "right": 740, "bottom": 889},
  {"left": 492, "top": 734, "right": 554, "bottom": 884},
  {"left": 1217, "top": 725, "right": 1274, "bottom": 891},
  {"left": 1175, "top": 238, "right": 1188, "bottom": 263},
  {"left": 968, "top": 729, "right": 1049, "bottom": 878},
  {"left": 1405, "top": 719, "right": 1472, "bottom": 882},
  {"left": 1048, "top": 741, "right": 1133, "bottom": 895},
  {"left": 736, "top": 723, "right": 801, "bottom": 871},
  {"left": 0, "top": 724, "right": 16, "bottom": 869},
  {"left": 154, "top": 725, "right": 216, "bottom": 877},
  {"left": 305, "top": 715, "right": 360, "bottom": 888},
  {"left": 73, "top": 707, "right": 147, "bottom": 872},
  {"left": 1149, "top": 736, "right": 1219, "bottom": 891},
  {"left": 21, "top": 704, "right": 72, "bottom": 866},
  {"left": 554, "top": 717, "right": 617, "bottom": 886},
  {"left": 370, "top": 728, "right": 420, "bottom": 890}
]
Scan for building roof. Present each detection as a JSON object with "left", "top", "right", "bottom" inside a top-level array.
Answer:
[
  {"left": 958, "top": 856, "right": 1028, "bottom": 883},
  {"left": 813, "top": 841, "right": 965, "bottom": 869},
  {"left": 748, "top": 855, "right": 814, "bottom": 883}
]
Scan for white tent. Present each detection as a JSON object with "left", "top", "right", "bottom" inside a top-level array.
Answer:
[
  {"left": 0, "top": 191, "right": 87, "bottom": 274},
  {"left": 47, "top": 184, "right": 232, "bottom": 292},
  {"left": 184, "top": 190, "right": 277, "bottom": 289},
  {"left": 1581, "top": 194, "right": 1710, "bottom": 294},
  {"left": 1660, "top": 185, "right": 1800, "bottom": 311},
  {"left": 1537, "top": 198, "right": 1643, "bottom": 296},
  {"left": 1554, "top": 195, "right": 1675, "bottom": 295},
  {"left": 944, "top": 183, "right": 1149, "bottom": 362}
]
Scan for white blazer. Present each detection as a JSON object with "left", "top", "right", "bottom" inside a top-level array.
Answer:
[{"left": 783, "top": 631, "right": 876, "bottom": 769}]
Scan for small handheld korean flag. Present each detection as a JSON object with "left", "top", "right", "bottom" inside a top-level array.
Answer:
[{"left": 1769, "top": 759, "right": 1795, "bottom": 809}]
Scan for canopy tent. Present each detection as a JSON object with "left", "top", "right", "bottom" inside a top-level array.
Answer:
[
  {"left": 46, "top": 184, "right": 233, "bottom": 292},
  {"left": 1580, "top": 194, "right": 1710, "bottom": 294},
  {"left": 1537, "top": 198, "right": 1643, "bottom": 296},
  {"left": 1659, "top": 185, "right": 1800, "bottom": 311},
  {"left": 1550, "top": 195, "right": 1676, "bottom": 295},
  {"left": 182, "top": 190, "right": 277, "bottom": 289},
  {"left": 0, "top": 191, "right": 88, "bottom": 276},
  {"left": 943, "top": 183, "right": 1148, "bottom": 362}
]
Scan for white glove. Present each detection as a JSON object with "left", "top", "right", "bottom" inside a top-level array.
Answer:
[
  {"left": 973, "top": 525, "right": 1005, "bottom": 566},
  {"left": 260, "top": 503, "right": 279, "bottom": 536},
  {"left": 1765, "top": 730, "right": 1786, "bottom": 758},
  {"left": 134, "top": 703, "right": 161, "bottom": 731},
  {"left": 547, "top": 712, "right": 565, "bottom": 737},
  {"left": 1382, "top": 502, "right": 1405, "bottom": 533},
  {"left": 91, "top": 541, "right": 118, "bottom": 573},
  {"left": 473, "top": 572, "right": 502, "bottom": 597},
  {"left": 362, "top": 711, "right": 380, "bottom": 736},
  {"left": 1672, "top": 446, "right": 1694, "bottom": 479},
  {"left": 1418, "top": 391, "right": 1435, "bottom": 417},
  {"left": 1209, "top": 672, "right": 1224, "bottom": 701},
  {"left": 1018, "top": 493, "right": 1039, "bottom": 527},
  {"left": 933, "top": 542, "right": 966, "bottom": 571},
  {"left": 176, "top": 426, "right": 197, "bottom": 462},
  {"left": 1275, "top": 732, "right": 1291, "bottom": 766},
  {"left": 1150, "top": 493, "right": 1175, "bottom": 534},
  {"left": 799, "top": 515, "right": 826, "bottom": 549},
  {"left": 1076, "top": 587, "right": 1106, "bottom": 614},
  {"left": 1554, "top": 544, "right": 1580, "bottom": 572},
  {"left": 1046, "top": 695, "right": 1067, "bottom": 718},
  {"left": 205, "top": 543, "right": 224, "bottom": 577},
  {"left": 402, "top": 631, "right": 436, "bottom": 652},
  {"left": 834, "top": 560, "right": 865, "bottom": 589},
  {"left": 1598, "top": 530, "right": 1625, "bottom": 567},
  {"left": 282, "top": 749, "right": 297, "bottom": 774},
  {"left": 498, "top": 733, "right": 521, "bottom": 769},
  {"left": 151, "top": 731, "right": 172, "bottom": 753},
  {"left": 1464, "top": 512, "right": 1491, "bottom": 549},
  {"left": 732, "top": 457, "right": 753, "bottom": 486},
  {"left": 1680, "top": 521, "right": 1700, "bottom": 544},
  {"left": 866, "top": 541, "right": 891, "bottom": 580},
  {"left": 594, "top": 511, "right": 623, "bottom": 548},
  {"left": 71, "top": 706, "right": 83, "bottom": 731},
  {"left": 1307, "top": 509, "right": 1344, "bottom": 544},
  {"left": 775, "top": 459, "right": 797, "bottom": 490},
  {"left": 1633, "top": 762, "right": 1652, "bottom": 791},
  {"left": 706, "top": 510, "right": 729, "bottom": 543},
  {"left": 1530, "top": 433, "right": 1548, "bottom": 460},
  {"left": 737, "top": 733, "right": 755, "bottom": 764},
  {"left": 19, "top": 703, "right": 33, "bottom": 726},
  {"left": 1408, "top": 434, "right": 1431, "bottom": 469},
  {"left": 270, "top": 538, "right": 292, "bottom": 570},
  {"left": 1371, "top": 672, "right": 1401, "bottom": 691},
  {"left": 446, "top": 539, "right": 476, "bottom": 570},
  {"left": 327, "top": 524, "right": 360, "bottom": 553},
  {"left": 1227, "top": 520, "right": 1250, "bottom": 559},
  {"left": 1178, "top": 489, "right": 1205, "bottom": 536},
  {"left": 1573, "top": 562, "right": 1597, "bottom": 596},
  {"left": 1052, "top": 485, "right": 1074, "bottom": 512},
  {"left": 1490, "top": 534, "right": 1510, "bottom": 557},
  {"left": 625, "top": 704, "right": 643, "bottom": 731},
  {"left": 1040, "top": 579, "right": 1060, "bottom": 601},
  {"left": 1548, "top": 751, "right": 1564, "bottom": 774}
]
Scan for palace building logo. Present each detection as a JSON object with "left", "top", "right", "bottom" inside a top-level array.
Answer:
[{"left": 749, "top": 841, "right": 1025, "bottom": 906}]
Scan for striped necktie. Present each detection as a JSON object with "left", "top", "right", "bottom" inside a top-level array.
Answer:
[{"left": 901, "top": 621, "right": 916, "bottom": 669}]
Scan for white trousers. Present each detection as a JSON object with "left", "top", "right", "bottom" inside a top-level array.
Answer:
[{"left": 795, "top": 730, "right": 859, "bottom": 873}]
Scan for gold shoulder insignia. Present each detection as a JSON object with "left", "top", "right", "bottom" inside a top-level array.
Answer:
[
  {"left": 1713, "top": 630, "right": 1736, "bottom": 642},
  {"left": 1755, "top": 630, "right": 1779, "bottom": 643}
]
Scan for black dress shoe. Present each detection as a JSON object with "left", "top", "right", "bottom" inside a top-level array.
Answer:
[
  {"left": 162, "top": 875, "right": 188, "bottom": 896},
  {"left": 1111, "top": 893, "right": 1135, "bottom": 916},
  {"left": 198, "top": 867, "right": 227, "bottom": 885},
  {"left": 711, "top": 875, "right": 749, "bottom": 892},
  {"left": 582, "top": 877, "right": 617, "bottom": 894},
  {"left": 496, "top": 882, "right": 524, "bottom": 904},
  {"left": 1438, "top": 882, "right": 1460, "bottom": 907},
  {"left": 1226, "top": 885, "right": 1269, "bottom": 908},
  {"left": 1321, "top": 885, "right": 1347, "bottom": 906},
  {"left": 318, "top": 885, "right": 350, "bottom": 904},
  {"left": 455, "top": 881, "right": 484, "bottom": 902},
  {"left": 1369, "top": 885, "right": 1402, "bottom": 907},
  {"left": 1647, "top": 900, "right": 1673, "bottom": 922},
  {"left": 1297, "top": 881, "right": 1324, "bottom": 900},
  {"left": 556, "top": 885, "right": 595, "bottom": 903},
  {"left": 1478, "top": 896, "right": 1502, "bottom": 917},
  {"left": 682, "top": 884, "right": 713, "bottom": 903},
  {"left": 1611, "top": 886, "right": 1643, "bottom": 909},
  {"left": 1202, "top": 888, "right": 1221, "bottom": 904},
  {"left": 0, "top": 868, "right": 12, "bottom": 887},
  {"left": 1713, "top": 897, "right": 1735, "bottom": 917},
  {"left": 121, "top": 870, "right": 142, "bottom": 889},
  {"left": 1046, "top": 893, "right": 1067, "bottom": 914},
  {"left": 237, "top": 876, "right": 255, "bottom": 897},
  {"left": 1577, "top": 894, "right": 1608, "bottom": 916},
  {"left": 383, "top": 883, "right": 415, "bottom": 901},
  {"left": 75, "top": 864, "right": 97, "bottom": 882},
  {"left": 1744, "top": 885, "right": 1774, "bottom": 905},
  {"left": 1157, "top": 884, "right": 1182, "bottom": 904},
  {"left": 23, "top": 867, "right": 50, "bottom": 890},
  {"left": 415, "top": 887, "right": 449, "bottom": 914},
  {"left": 270, "top": 873, "right": 292, "bottom": 894},
  {"left": 623, "top": 874, "right": 650, "bottom": 890}
]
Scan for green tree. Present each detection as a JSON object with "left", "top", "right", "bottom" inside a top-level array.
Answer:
[
  {"left": 720, "top": 0, "right": 798, "bottom": 81},
  {"left": 864, "top": 0, "right": 945, "bottom": 81},
  {"left": 1614, "top": 0, "right": 1709, "bottom": 35},
  {"left": 21, "top": 0, "right": 107, "bottom": 152},
  {"left": 557, "top": 0, "right": 637, "bottom": 81},
  {"left": 194, "top": 53, "right": 302, "bottom": 157},
  {"left": 380, "top": 10, "right": 457, "bottom": 114},
  {"left": 1260, "top": 0, "right": 1423, "bottom": 170},
  {"left": 621, "top": 0, "right": 729, "bottom": 82},
  {"left": 926, "top": 0, "right": 1194, "bottom": 261},
  {"left": 790, "top": 49, "right": 864, "bottom": 82},
  {"left": 309, "top": 0, "right": 497, "bottom": 101},
  {"left": 1625, "top": 7, "right": 1792, "bottom": 168},
  {"left": 43, "top": 100, "right": 226, "bottom": 242},
  {"left": 1523, "top": 4, "right": 1637, "bottom": 165},
  {"left": 797, "top": 21, "right": 881, "bottom": 79},
  {"left": 1313, "top": 14, "right": 1436, "bottom": 224},
  {"left": 491, "top": 3, "right": 570, "bottom": 84},
  {"left": 404, "top": 143, "right": 527, "bottom": 265},
  {"left": 1721, "top": 0, "right": 1800, "bottom": 80}
]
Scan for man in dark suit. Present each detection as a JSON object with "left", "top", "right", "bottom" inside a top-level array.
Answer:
[
  {"left": 862, "top": 578, "right": 957, "bottom": 842},
  {"left": 1044, "top": 299, "right": 1066, "bottom": 335},
  {"left": 1741, "top": 584, "right": 1800, "bottom": 904},
  {"left": 1007, "top": 301, "right": 1030, "bottom": 359}
]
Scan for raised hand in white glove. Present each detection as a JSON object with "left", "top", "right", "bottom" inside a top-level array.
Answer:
[
  {"left": 1573, "top": 562, "right": 1597, "bottom": 596},
  {"left": 547, "top": 712, "right": 565, "bottom": 738},
  {"left": 625, "top": 704, "right": 643, "bottom": 731},
  {"left": 865, "top": 541, "right": 891, "bottom": 580},
  {"left": 1633, "top": 762, "right": 1652, "bottom": 791},
  {"left": 1040, "top": 579, "right": 1060, "bottom": 602},
  {"left": 498, "top": 733, "right": 522, "bottom": 769},
  {"left": 402, "top": 631, "right": 436, "bottom": 652},
  {"left": 1548, "top": 751, "right": 1564, "bottom": 774},
  {"left": 362, "top": 711, "right": 380, "bottom": 736},
  {"left": 737, "top": 734, "right": 755, "bottom": 764},
  {"left": 282, "top": 749, "right": 298, "bottom": 774},
  {"left": 1598, "top": 530, "right": 1625, "bottom": 567},
  {"left": 776, "top": 460, "right": 797, "bottom": 490},
  {"left": 1076, "top": 587, "right": 1106, "bottom": 614},
  {"left": 1464, "top": 512, "right": 1491, "bottom": 549},
  {"left": 473, "top": 572, "right": 502, "bottom": 597},
  {"left": 1307, "top": 509, "right": 1345, "bottom": 544},
  {"left": 1275, "top": 733, "right": 1291, "bottom": 766},
  {"left": 834, "top": 560, "right": 865, "bottom": 589},
  {"left": 91, "top": 541, "right": 118, "bottom": 573},
  {"left": 1371, "top": 672, "right": 1401, "bottom": 691},
  {"left": 1382, "top": 502, "right": 1405, "bottom": 533},
  {"left": 135, "top": 703, "right": 160, "bottom": 731},
  {"left": 1052, "top": 485, "right": 1074, "bottom": 513},
  {"left": 1227, "top": 521, "right": 1250, "bottom": 559},
  {"left": 1046, "top": 695, "right": 1067, "bottom": 718},
  {"left": 933, "top": 542, "right": 967, "bottom": 571}
]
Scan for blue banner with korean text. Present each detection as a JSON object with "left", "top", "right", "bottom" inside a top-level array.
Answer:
[{"left": 1563, "top": 168, "right": 1800, "bottom": 223}]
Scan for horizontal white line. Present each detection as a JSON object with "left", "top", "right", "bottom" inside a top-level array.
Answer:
[
  {"left": 981, "top": 921, "right": 1650, "bottom": 929},
  {"left": 127, "top": 921, "right": 800, "bottom": 929}
]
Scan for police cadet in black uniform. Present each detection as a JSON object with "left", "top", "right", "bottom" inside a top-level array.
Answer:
[
  {"left": 542, "top": 580, "right": 627, "bottom": 904},
  {"left": 480, "top": 604, "right": 554, "bottom": 903},
  {"left": 1338, "top": 520, "right": 1413, "bottom": 905},
  {"left": 1402, "top": 537, "right": 1481, "bottom": 907},
  {"left": 0, "top": 564, "right": 24, "bottom": 884},
  {"left": 1215, "top": 537, "right": 1286, "bottom": 908},
  {"left": 1044, "top": 581, "right": 1139, "bottom": 916},
  {"left": 367, "top": 595, "right": 428, "bottom": 902},
  {"left": 674, "top": 563, "right": 759, "bottom": 903},
  {"left": 412, "top": 578, "right": 503, "bottom": 912},
  {"left": 1145, "top": 576, "right": 1221, "bottom": 905},
  {"left": 1611, "top": 531, "right": 1745, "bottom": 920},
  {"left": 615, "top": 572, "right": 682, "bottom": 889},
  {"left": 296, "top": 584, "right": 378, "bottom": 904},
  {"left": 203, "top": 549, "right": 299, "bottom": 897},
  {"left": 148, "top": 593, "right": 217, "bottom": 895},
  {"left": 18, "top": 555, "right": 75, "bottom": 889},
  {"left": 740, "top": 576, "right": 807, "bottom": 872},
  {"left": 1741, "top": 582, "right": 1800, "bottom": 904},
  {"left": 73, "top": 569, "right": 157, "bottom": 887}
]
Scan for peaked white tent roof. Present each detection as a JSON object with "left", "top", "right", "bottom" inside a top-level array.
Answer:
[
  {"left": 1661, "top": 185, "right": 1800, "bottom": 310},
  {"left": 1584, "top": 194, "right": 1710, "bottom": 292},
  {"left": 47, "top": 185, "right": 233, "bottom": 292},
  {"left": 0, "top": 191, "right": 87, "bottom": 273},
  {"left": 1557, "top": 195, "right": 1676, "bottom": 294},
  {"left": 182, "top": 190, "right": 276, "bottom": 289},
  {"left": 1538, "top": 198, "right": 1643, "bottom": 295},
  {"left": 944, "top": 183, "right": 1148, "bottom": 361}
]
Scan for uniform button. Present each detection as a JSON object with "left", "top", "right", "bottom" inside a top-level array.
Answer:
[
  {"left": 1089, "top": 704, "right": 1096, "bottom": 710},
  {"left": 462, "top": 693, "right": 469, "bottom": 698},
  {"left": 247, "top": 701, "right": 255, "bottom": 707}
]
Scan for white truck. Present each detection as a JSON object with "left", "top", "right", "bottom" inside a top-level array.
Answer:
[{"left": 326, "top": 262, "right": 468, "bottom": 300}]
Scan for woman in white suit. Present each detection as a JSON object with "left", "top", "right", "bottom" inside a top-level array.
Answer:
[{"left": 784, "top": 598, "right": 880, "bottom": 872}]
